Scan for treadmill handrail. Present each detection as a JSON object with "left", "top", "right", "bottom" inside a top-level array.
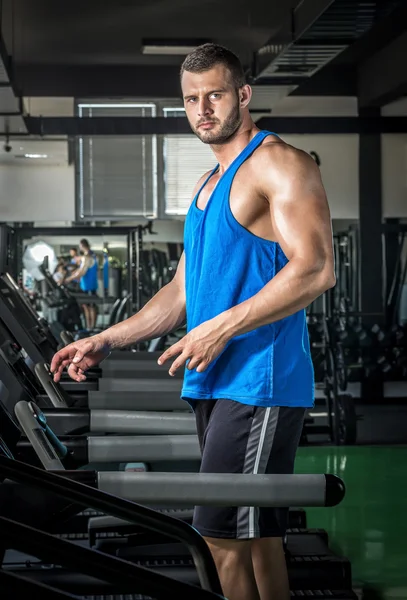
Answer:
[
  {"left": 0, "top": 569, "right": 78, "bottom": 600},
  {"left": 34, "top": 362, "right": 69, "bottom": 408},
  {"left": 0, "top": 455, "right": 222, "bottom": 596},
  {"left": 0, "top": 515, "right": 224, "bottom": 600}
]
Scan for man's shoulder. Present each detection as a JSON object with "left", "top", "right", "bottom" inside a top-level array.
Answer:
[
  {"left": 256, "top": 137, "right": 314, "bottom": 167},
  {"left": 196, "top": 168, "right": 215, "bottom": 186},
  {"left": 83, "top": 253, "right": 95, "bottom": 267},
  {"left": 191, "top": 168, "right": 216, "bottom": 198},
  {"left": 251, "top": 137, "right": 319, "bottom": 182}
]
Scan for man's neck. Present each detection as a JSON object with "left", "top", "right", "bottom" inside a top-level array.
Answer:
[{"left": 211, "top": 124, "right": 259, "bottom": 173}]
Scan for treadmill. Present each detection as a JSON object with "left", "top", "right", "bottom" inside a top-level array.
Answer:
[
  {"left": 102, "top": 350, "right": 185, "bottom": 379},
  {"left": 0, "top": 272, "right": 100, "bottom": 390},
  {"left": 0, "top": 399, "right": 357, "bottom": 598},
  {"left": 0, "top": 285, "right": 194, "bottom": 414},
  {"left": 0, "top": 440, "right": 225, "bottom": 599},
  {"left": 0, "top": 272, "right": 340, "bottom": 443},
  {"left": 0, "top": 326, "right": 199, "bottom": 474},
  {"left": 0, "top": 279, "right": 189, "bottom": 412}
]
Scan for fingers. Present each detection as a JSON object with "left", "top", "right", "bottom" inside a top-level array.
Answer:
[
  {"left": 196, "top": 359, "right": 210, "bottom": 373},
  {"left": 168, "top": 351, "right": 190, "bottom": 377},
  {"left": 158, "top": 341, "right": 210, "bottom": 376},
  {"left": 53, "top": 365, "right": 64, "bottom": 383},
  {"left": 52, "top": 358, "right": 71, "bottom": 382},
  {"left": 53, "top": 361, "right": 87, "bottom": 383},
  {"left": 186, "top": 355, "right": 202, "bottom": 371},
  {"left": 157, "top": 342, "right": 183, "bottom": 366},
  {"left": 187, "top": 356, "right": 210, "bottom": 373},
  {"left": 50, "top": 348, "right": 70, "bottom": 375},
  {"left": 67, "top": 362, "right": 87, "bottom": 382},
  {"left": 51, "top": 341, "right": 93, "bottom": 382}
]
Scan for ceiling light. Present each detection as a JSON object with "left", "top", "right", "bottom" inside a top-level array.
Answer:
[
  {"left": 142, "top": 45, "right": 197, "bottom": 55},
  {"left": 24, "top": 153, "right": 48, "bottom": 159},
  {"left": 141, "top": 39, "right": 209, "bottom": 56}
]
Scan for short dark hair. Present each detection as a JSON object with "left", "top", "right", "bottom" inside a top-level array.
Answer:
[
  {"left": 70, "top": 247, "right": 78, "bottom": 253},
  {"left": 80, "top": 238, "right": 90, "bottom": 250},
  {"left": 180, "top": 43, "right": 246, "bottom": 89}
]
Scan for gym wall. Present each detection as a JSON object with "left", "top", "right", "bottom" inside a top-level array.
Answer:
[
  {"left": 281, "top": 134, "right": 359, "bottom": 219},
  {"left": 382, "top": 135, "right": 407, "bottom": 218},
  {"left": 0, "top": 133, "right": 360, "bottom": 223},
  {"left": 0, "top": 164, "right": 75, "bottom": 222},
  {"left": 0, "top": 140, "right": 75, "bottom": 222},
  {"left": 1, "top": 105, "right": 406, "bottom": 224}
]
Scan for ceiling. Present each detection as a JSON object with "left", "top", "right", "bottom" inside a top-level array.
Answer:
[
  {"left": 0, "top": 0, "right": 407, "bottom": 139},
  {"left": 3, "top": 0, "right": 300, "bottom": 67}
]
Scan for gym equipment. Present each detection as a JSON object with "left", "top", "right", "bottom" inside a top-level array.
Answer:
[
  {"left": 332, "top": 228, "right": 359, "bottom": 318},
  {"left": 0, "top": 224, "right": 18, "bottom": 278},
  {"left": 125, "top": 223, "right": 174, "bottom": 351},
  {"left": 102, "top": 353, "right": 184, "bottom": 379},
  {"left": 0, "top": 330, "right": 357, "bottom": 598},
  {"left": 1, "top": 265, "right": 358, "bottom": 445},
  {"left": 0, "top": 280, "right": 100, "bottom": 393},
  {"left": 0, "top": 272, "right": 59, "bottom": 362},
  {"left": 15, "top": 402, "right": 344, "bottom": 507},
  {"left": 0, "top": 303, "right": 342, "bottom": 452},
  {"left": 0, "top": 457, "right": 224, "bottom": 599},
  {"left": 0, "top": 452, "right": 356, "bottom": 599},
  {"left": 0, "top": 397, "right": 357, "bottom": 598},
  {"left": 308, "top": 292, "right": 358, "bottom": 445},
  {"left": 0, "top": 334, "right": 196, "bottom": 452}
]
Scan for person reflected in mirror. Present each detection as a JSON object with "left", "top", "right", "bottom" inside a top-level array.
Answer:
[{"left": 65, "top": 239, "right": 99, "bottom": 331}]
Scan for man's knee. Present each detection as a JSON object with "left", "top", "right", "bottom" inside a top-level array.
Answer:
[{"left": 204, "top": 536, "right": 252, "bottom": 569}]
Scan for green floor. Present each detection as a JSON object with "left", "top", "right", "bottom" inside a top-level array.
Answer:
[{"left": 295, "top": 446, "right": 407, "bottom": 599}]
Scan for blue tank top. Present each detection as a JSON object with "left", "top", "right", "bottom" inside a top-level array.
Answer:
[
  {"left": 80, "top": 251, "right": 98, "bottom": 292},
  {"left": 182, "top": 130, "right": 314, "bottom": 408}
]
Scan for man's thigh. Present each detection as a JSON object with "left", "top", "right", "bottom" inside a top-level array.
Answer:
[{"left": 192, "top": 400, "right": 305, "bottom": 540}]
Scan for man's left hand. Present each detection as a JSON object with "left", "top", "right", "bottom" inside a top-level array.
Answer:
[{"left": 158, "top": 319, "right": 229, "bottom": 376}]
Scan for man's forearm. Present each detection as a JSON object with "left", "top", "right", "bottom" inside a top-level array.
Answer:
[
  {"left": 215, "top": 259, "right": 334, "bottom": 341},
  {"left": 65, "top": 268, "right": 84, "bottom": 283},
  {"left": 99, "top": 281, "right": 186, "bottom": 349}
]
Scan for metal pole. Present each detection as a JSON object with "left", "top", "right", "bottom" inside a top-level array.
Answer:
[{"left": 126, "top": 231, "right": 133, "bottom": 321}]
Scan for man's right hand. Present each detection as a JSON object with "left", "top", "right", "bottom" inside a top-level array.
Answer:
[{"left": 50, "top": 335, "right": 111, "bottom": 383}]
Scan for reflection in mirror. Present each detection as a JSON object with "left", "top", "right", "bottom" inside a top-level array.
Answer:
[{"left": 18, "top": 228, "right": 184, "bottom": 350}]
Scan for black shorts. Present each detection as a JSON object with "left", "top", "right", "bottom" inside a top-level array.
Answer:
[{"left": 190, "top": 399, "right": 306, "bottom": 540}]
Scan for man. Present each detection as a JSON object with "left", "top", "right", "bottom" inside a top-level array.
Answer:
[
  {"left": 64, "top": 239, "right": 98, "bottom": 331},
  {"left": 51, "top": 44, "right": 335, "bottom": 600}
]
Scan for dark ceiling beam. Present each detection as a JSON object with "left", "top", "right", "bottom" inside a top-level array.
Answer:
[
  {"left": 25, "top": 116, "right": 193, "bottom": 135},
  {"left": 21, "top": 116, "right": 407, "bottom": 136},
  {"left": 358, "top": 30, "right": 407, "bottom": 108},
  {"left": 14, "top": 64, "right": 357, "bottom": 99},
  {"left": 290, "top": 65, "right": 357, "bottom": 97},
  {"left": 13, "top": 65, "right": 183, "bottom": 98}
]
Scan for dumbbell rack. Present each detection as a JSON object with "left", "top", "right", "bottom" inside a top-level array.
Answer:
[{"left": 307, "top": 293, "right": 358, "bottom": 445}]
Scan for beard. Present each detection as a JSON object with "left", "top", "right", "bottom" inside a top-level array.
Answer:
[{"left": 193, "top": 98, "right": 242, "bottom": 145}]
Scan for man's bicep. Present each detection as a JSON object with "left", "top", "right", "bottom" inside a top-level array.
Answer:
[{"left": 270, "top": 153, "right": 333, "bottom": 265}]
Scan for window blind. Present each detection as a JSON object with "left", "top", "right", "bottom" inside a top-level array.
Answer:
[
  {"left": 77, "top": 103, "right": 157, "bottom": 220},
  {"left": 163, "top": 108, "right": 216, "bottom": 216}
]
